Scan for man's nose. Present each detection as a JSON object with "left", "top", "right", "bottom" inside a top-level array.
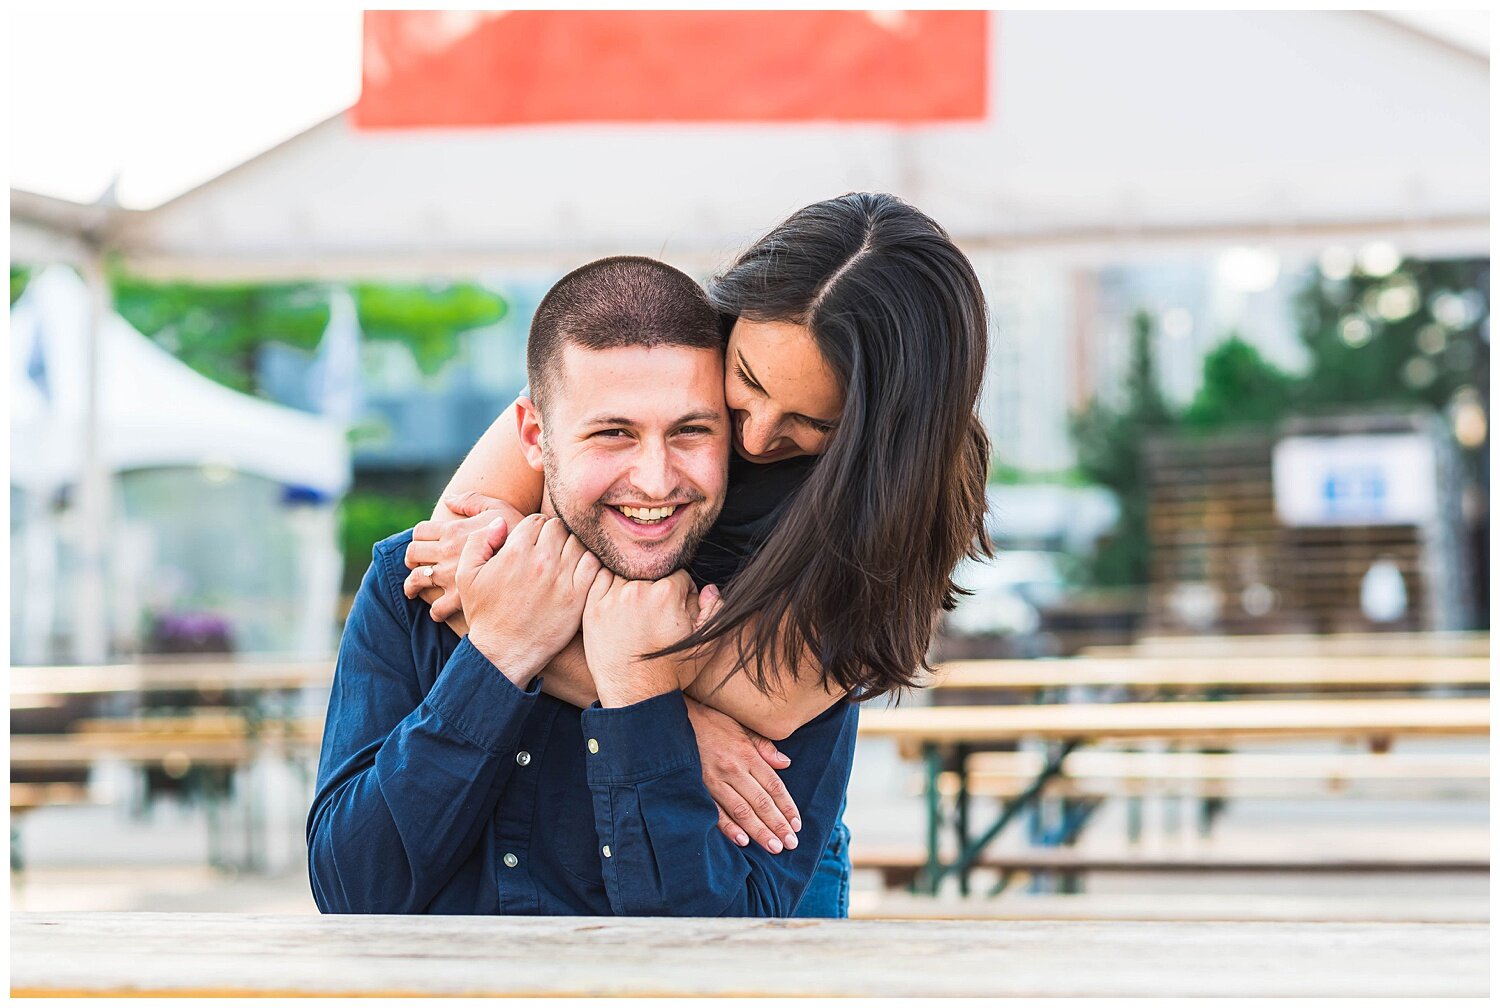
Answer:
[{"left": 629, "top": 440, "right": 676, "bottom": 501}]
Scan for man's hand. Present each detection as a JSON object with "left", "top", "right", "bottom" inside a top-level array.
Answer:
[
  {"left": 685, "top": 697, "right": 801, "bottom": 854},
  {"left": 457, "top": 514, "right": 603, "bottom": 688},
  {"left": 405, "top": 493, "right": 525, "bottom": 622},
  {"left": 582, "top": 570, "right": 701, "bottom": 708}
]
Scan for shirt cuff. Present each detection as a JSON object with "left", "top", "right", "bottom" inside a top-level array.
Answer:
[
  {"left": 422, "top": 636, "right": 543, "bottom": 756},
  {"left": 580, "top": 689, "right": 699, "bottom": 785}
]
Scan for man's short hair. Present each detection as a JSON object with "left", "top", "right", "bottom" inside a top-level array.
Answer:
[{"left": 526, "top": 256, "right": 722, "bottom": 415}]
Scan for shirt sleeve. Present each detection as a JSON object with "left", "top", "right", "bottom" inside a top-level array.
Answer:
[
  {"left": 579, "top": 689, "right": 857, "bottom": 917},
  {"left": 306, "top": 543, "right": 542, "bottom": 914}
]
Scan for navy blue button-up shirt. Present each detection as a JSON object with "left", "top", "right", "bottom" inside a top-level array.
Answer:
[{"left": 308, "top": 530, "right": 859, "bottom": 917}]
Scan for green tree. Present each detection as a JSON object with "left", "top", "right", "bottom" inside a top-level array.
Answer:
[
  {"left": 1070, "top": 310, "right": 1173, "bottom": 586},
  {"left": 1181, "top": 334, "right": 1297, "bottom": 432},
  {"left": 1292, "top": 257, "right": 1487, "bottom": 415},
  {"left": 110, "top": 274, "right": 508, "bottom": 396}
]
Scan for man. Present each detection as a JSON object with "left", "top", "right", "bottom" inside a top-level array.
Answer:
[{"left": 307, "top": 257, "right": 856, "bottom": 916}]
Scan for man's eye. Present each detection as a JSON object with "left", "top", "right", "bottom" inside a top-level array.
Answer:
[
  {"left": 594, "top": 429, "right": 629, "bottom": 439},
  {"left": 677, "top": 426, "right": 713, "bottom": 436}
]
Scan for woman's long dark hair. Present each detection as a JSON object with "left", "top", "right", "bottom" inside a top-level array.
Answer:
[{"left": 656, "top": 192, "right": 992, "bottom": 702}]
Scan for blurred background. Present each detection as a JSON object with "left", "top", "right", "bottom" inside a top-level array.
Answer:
[{"left": 9, "top": 10, "right": 1489, "bottom": 918}]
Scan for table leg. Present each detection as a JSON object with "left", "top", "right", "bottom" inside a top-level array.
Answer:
[
  {"left": 940, "top": 738, "right": 1080, "bottom": 890},
  {"left": 919, "top": 743, "right": 943, "bottom": 895},
  {"left": 953, "top": 743, "right": 971, "bottom": 897}
]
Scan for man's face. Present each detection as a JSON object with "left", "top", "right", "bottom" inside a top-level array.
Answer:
[{"left": 523, "top": 344, "right": 729, "bottom": 581}]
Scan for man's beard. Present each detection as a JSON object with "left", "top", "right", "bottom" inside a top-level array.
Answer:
[
  {"left": 548, "top": 489, "right": 716, "bottom": 581},
  {"left": 542, "top": 451, "right": 718, "bottom": 581}
]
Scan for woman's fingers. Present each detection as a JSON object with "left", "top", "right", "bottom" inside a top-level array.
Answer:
[
  {"left": 747, "top": 758, "right": 801, "bottom": 841},
  {"left": 403, "top": 539, "right": 444, "bottom": 569},
  {"left": 715, "top": 807, "right": 750, "bottom": 848},
  {"left": 443, "top": 491, "right": 510, "bottom": 517},
  {"left": 723, "top": 774, "right": 795, "bottom": 854}
]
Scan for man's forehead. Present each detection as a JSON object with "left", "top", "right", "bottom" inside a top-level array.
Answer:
[{"left": 550, "top": 343, "right": 725, "bottom": 423}]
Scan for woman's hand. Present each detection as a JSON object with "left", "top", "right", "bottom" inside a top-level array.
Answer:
[
  {"left": 404, "top": 492, "right": 526, "bottom": 622},
  {"left": 685, "top": 696, "right": 801, "bottom": 854},
  {"left": 683, "top": 583, "right": 801, "bottom": 853}
]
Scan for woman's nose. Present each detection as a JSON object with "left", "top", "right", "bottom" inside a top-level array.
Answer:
[{"left": 737, "top": 409, "right": 780, "bottom": 457}]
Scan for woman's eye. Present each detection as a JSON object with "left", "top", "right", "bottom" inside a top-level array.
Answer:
[
  {"left": 732, "top": 364, "right": 759, "bottom": 391},
  {"left": 806, "top": 419, "right": 837, "bottom": 435}
]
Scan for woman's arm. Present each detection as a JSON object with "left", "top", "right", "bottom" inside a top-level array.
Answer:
[
  {"left": 684, "top": 630, "right": 845, "bottom": 742},
  {"left": 433, "top": 400, "right": 544, "bottom": 521},
  {"left": 404, "top": 400, "right": 540, "bottom": 620}
]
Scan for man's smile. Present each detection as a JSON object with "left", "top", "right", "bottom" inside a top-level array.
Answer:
[{"left": 603, "top": 502, "right": 691, "bottom": 541}]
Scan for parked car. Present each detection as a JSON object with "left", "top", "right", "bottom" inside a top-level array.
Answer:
[{"left": 943, "top": 551, "right": 1074, "bottom": 641}]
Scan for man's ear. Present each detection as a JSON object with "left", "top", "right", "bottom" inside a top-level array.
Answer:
[{"left": 516, "top": 396, "right": 545, "bottom": 473}]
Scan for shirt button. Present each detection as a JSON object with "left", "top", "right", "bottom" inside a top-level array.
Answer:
[
  {"left": 587, "top": 738, "right": 599, "bottom": 754},
  {"left": 503, "top": 852, "right": 518, "bottom": 868},
  {"left": 602, "top": 845, "right": 612, "bottom": 858},
  {"left": 515, "top": 751, "right": 531, "bottom": 766}
]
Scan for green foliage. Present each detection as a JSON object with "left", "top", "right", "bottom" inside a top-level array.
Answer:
[
  {"left": 1293, "top": 257, "right": 1487, "bottom": 415},
  {"left": 1181, "top": 334, "right": 1297, "bottom": 432},
  {"left": 353, "top": 282, "right": 509, "bottom": 375},
  {"left": 112, "top": 278, "right": 330, "bottom": 394},
  {"left": 337, "top": 491, "right": 437, "bottom": 592},
  {"left": 110, "top": 273, "right": 508, "bottom": 397},
  {"left": 1069, "top": 310, "right": 1171, "bottom": 586},
  {"left": 11, "top": 266, "right": 30, "bottom": 306},
  {"left": 1066, "top": 255, "right": 1490, "bottom": 590},
  {"left": 986, "top": 462, "right": 1090, "bottom": 487}
]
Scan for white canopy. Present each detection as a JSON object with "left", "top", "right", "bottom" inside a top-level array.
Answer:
[
  {"left": 12, "top": 10, "right": 1482, "bottom": 282},
  {"left": 10, "top": 265, "right": 350, "bottom": 496}
]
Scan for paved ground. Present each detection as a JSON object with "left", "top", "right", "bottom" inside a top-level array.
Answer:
[{"left": 11, "top": 735, "right": 1489, "bottom": 916}]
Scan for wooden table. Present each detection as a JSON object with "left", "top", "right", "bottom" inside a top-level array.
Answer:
[
  {"left": 930, "top": 656, "right": 1491, "bottom": 693},
  {"left": 858, "top": 697, "right": 1490, "bottom": 894},
  {"left": 8, "top": 912, "right": 1487, "bottom": 997},
  {"left": 1081, "top": 631, "right": 1489, "bottom": 659},
  {"left": 9, "top": 659, "right": 333, "bottom": 699}
]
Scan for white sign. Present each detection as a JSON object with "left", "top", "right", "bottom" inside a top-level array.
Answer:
[{"left": 1272, "top": 434, "right": 1437, "bottom": 527}]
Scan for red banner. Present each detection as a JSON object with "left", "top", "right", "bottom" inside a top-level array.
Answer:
[{"left": 355, "top": 10, "right": 987, "bottom": 128}]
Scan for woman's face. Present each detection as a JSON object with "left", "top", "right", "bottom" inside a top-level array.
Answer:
[{"left": 724, "top": 318, "right": 844, "bottom": 463}]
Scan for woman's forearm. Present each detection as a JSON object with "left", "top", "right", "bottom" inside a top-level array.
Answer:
[
  {"left": 536, "top": 634, "right": 600, "bottom": 709},
  {"left": 684, "top": 633, "right": 844, "bottom": 741},
  {"left": 429, "top": 400, "right": 545, "bottom": 522}
]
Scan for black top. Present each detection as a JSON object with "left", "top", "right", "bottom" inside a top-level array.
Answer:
[{"left": 689, "top": 451, "right": 817, "bottom": 590}]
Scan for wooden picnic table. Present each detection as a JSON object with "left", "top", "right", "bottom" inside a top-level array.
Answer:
[
  {"left": 860, "top": 697, "right": 1490, "bottom": 750},
  {"left": 9, "top": 659, "right": 333, "bottom": 699},
  {"left": 857, "top": 697, "right": 1489, "bottom": 894},
  {"left": 929, "top": 656, "right": 1490, "bottom": 692},
  {"left": 1081, "top": 631, "right": 1488, "bottom": 659},
  {"left": 8, "top": 912, "right": 1486, "bottom": 997}
]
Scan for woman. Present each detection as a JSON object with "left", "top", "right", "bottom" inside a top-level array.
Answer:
[{"left": 404, "top": 192, "right": 991, "bottom": 916}]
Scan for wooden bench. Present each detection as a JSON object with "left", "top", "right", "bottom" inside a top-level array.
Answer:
[
  {"left": 862, "top": 697, "right": 1491, "bottom": 755},
  {"left": 926, "top": 656, "right": 1490, "bottom": 693},
  {"left": 9, "top": 659, "right": 334, "bottom": 697},
  {"left": 10, "top": 782, "right": 95, "bottom": 815},
  {"left": 859, "top": 696, "right": 1490, "bottom": 894},
  {"left": 1080, "top": 632, "right": 1489, "bottom": 659},
  {"left": 851, "top": 845, "right": 1490, "bottom": 890},
  {"left": 926, "top": 750, "right": 1491, "bottom": 800}
]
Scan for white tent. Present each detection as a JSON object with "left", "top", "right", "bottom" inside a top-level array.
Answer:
[
  {"left": 12, "top": 11, "right": 1481, "bottom": 282},
  {"left": 10, "top": 266, "right": 350, "bottom": 663},
  {"left": 10, "top": 265, "right": 349, "bottom": 495}
]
